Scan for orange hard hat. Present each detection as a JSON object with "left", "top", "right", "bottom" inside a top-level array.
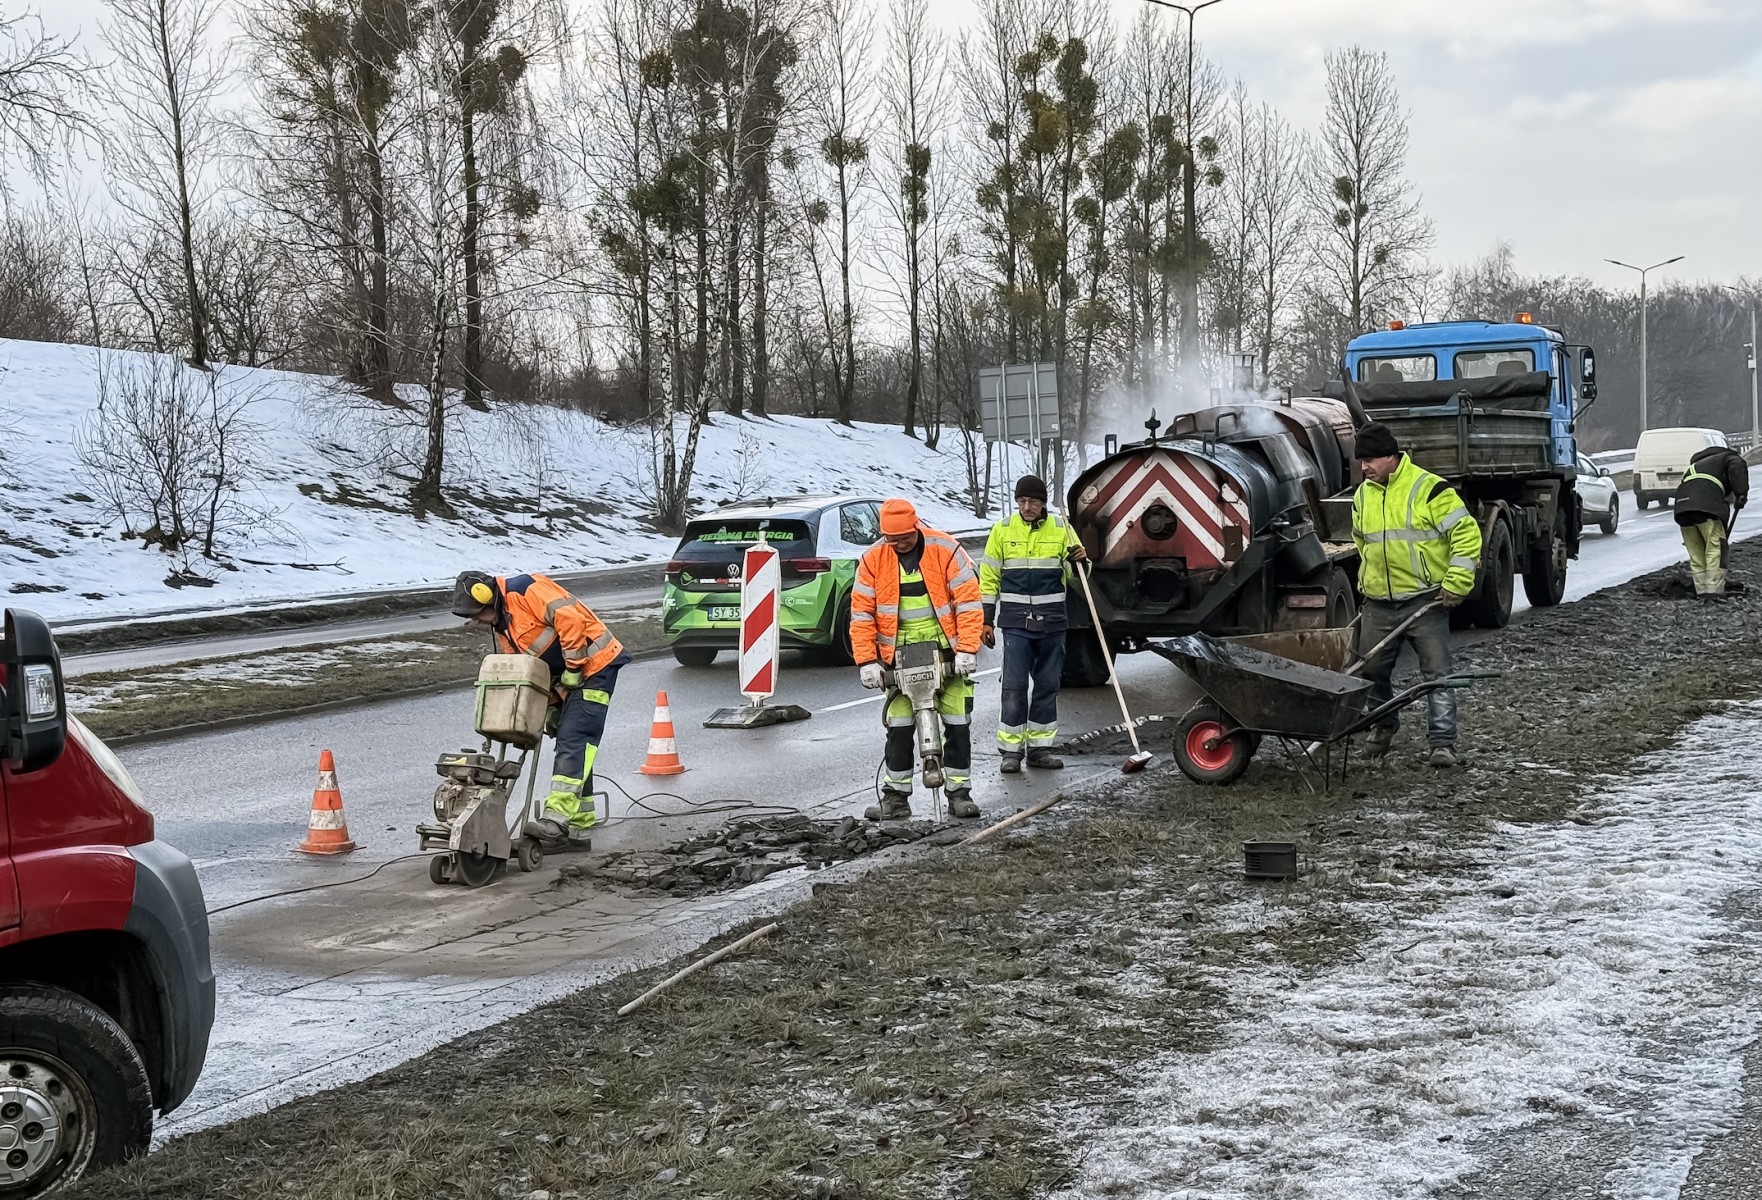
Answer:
[{"left": 879, "top": 498, "right": 918, "bottom": 535}]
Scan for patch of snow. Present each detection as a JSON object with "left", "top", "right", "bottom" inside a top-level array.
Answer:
[
  {"left": 1056, "top": 703, "right": 1762, "bottom": 1199},
  {"left": 0, "top": 339, "right": 991, "bottom": 623}
]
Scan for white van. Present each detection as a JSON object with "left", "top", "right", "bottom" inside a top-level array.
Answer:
[{"left": 1632, "top": 427, "right": 1729, "bottom": 509}]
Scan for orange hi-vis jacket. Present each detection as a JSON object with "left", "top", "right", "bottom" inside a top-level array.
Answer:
[
  {"left": 851, "top": 528, "right": 984, "bottom": 665},
  {"left": 494, "top": 573, "right": 623, "bottom": 678}
]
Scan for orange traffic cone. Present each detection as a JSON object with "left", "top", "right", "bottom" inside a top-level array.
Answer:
[
  {"left": 637, "top": 691, "right": 686, "bottom": 776},
  {"left": 296, "top": 749, "right": 358, "bottom": 854}
]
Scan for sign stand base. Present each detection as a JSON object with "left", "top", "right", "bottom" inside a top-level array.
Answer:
[{"left": 704, "top": 699, "right": 812, "bottom": 730}]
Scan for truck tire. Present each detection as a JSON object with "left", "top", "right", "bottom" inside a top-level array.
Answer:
[
  {"left": 1060, "top": 626, "right": 1112, "bottom": 688},
  {"left": 0, "top": 984, "right": 152, "bottom": 1197},
  {"left": 1464, "top": 518, "right": 1515, "bottom": 629},
  {"left": 1522, "top": 507, "right": 1569, "bottom": 608}
]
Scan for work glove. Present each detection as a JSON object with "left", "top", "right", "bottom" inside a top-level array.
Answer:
[
  {"left": 954, "top": 651, "right": 978, "bottom": 677},
  {"left": 1068, "top": 543, "right": 1089, "bottom": 563},
  {"left": 544, "top": 704, "right": 561, "bottom": 737},
  {"left": 559, "top": 667, "right": 585, "bottom": 691},
  {"left": 981, "top": 625, "right": 996, "bottom": 649},
  {"left": 1437, "top": 590, "right": 1467, "bottom": 609},
  {"left": 859, "top": 662, "right": 885, "bottom": 690}
]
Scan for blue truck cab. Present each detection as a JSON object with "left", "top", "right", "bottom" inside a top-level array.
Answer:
[
  {"left": 1344, "top": 318, "right": 1591, "bottom": 472},
  {"left": 1329, "top": 317, "right": 1600, "bottom": 625}
]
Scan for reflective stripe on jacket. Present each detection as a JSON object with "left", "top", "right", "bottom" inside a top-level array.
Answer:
[
  {"left": 1352, "top": 455, "right": 1482, "bottom": 600},
  {"left": 851, "top": 528, "right": 983, "bottom": 665},
  {"left": 494, "top": 573, "right": 623, "bottom": 679},
  {"left": 1674, "top": 446, "right": 1749, "bottom": 526},
  {"left": 979, "top": 512, "right": 1077, "bottom": 631}
]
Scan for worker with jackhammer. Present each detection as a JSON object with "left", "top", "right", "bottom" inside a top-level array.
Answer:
[
  {"left": 1351, "top": 423, "right": 1482, "bottom": 769},
  {"left": 852, "top": 498, "right": 986, "bottom": 821},
  {"left": 979, "top": 474, "right": 1088, "bottom": 773},
  {"left": 1674, "top": 444, "right": 1749, "bottom": 600},
  {"left": 450, "top": 571, "right": 630, "bottom": 845}
]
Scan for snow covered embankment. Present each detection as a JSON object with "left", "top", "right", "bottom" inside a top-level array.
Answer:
[
  {"left": 0, "top": 340, "right": 983, "bottom": 623},
  {"left": 1058, "top": 703, "right": 1762, "bottom": 1199}
]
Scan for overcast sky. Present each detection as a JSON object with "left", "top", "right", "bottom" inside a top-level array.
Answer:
[{"left": 35, "top": 0, "right": 1762, "bottom": 293}]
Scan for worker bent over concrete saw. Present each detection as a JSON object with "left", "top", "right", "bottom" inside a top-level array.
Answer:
[
  {"left": 852, "top": 498, "right": 986, "bottom": 821},
  {"left": 451, "top": 570, "right": 630, "bottom": 844}
]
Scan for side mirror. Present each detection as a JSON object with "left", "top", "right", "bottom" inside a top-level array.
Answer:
[
  {"left": 1580, "top": 347, "right": 1597, "bottom": 383},
  {"left": 1600, "top": 467, "right": 1613, "bottom": 478},
  {"left": 3, "top": 608, "right": 67, "bottom": 774}
]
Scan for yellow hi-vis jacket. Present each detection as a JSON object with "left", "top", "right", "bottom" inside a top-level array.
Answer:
[
  {"left": 979, "top": 512, "right": 1080, "bottom": 632},
  {"left": 1352, "top": 454, "right": 1482, "bottom": 600}
]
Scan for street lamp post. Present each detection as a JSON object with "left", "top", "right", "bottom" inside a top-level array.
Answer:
[
  {"left": 1605, "top": 255, "right": 1684, "bottom": 433},
  {"left": 1721, "top": 285, "right": 1760, "bottom": 449},
  {"left": 1141, "top": 0, "right": 1229, "bottom": 380}
]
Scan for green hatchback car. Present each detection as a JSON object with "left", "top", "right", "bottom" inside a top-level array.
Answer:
[{"left": 662, "top": 495, "right": 884, "bottom": 667}]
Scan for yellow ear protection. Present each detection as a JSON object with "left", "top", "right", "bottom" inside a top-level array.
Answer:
[{"left": 470, "top": 581, "right": 494, "bottom": 606}]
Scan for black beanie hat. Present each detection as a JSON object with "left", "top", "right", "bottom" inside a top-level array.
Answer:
[
  {"left": 1354, "top": 423, "right": 1400, "bottom": 460},
  {"left": 1015, "top": 474, "right": 1049, "bottom": 502}
]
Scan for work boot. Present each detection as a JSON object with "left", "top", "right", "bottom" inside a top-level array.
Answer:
[
  {"left": 1428, "top": 745, "right": 1459, "bottom": 769},
  {"left": 566, "top": 827, "right": 594, "bottom": 849},
  {"left": 529, "top": 816, "right": 569, "bottom": 845},
  {"left": 1363, "top": 727, "right": 1394, "bottom": 759},
  {"left": 945, "top": 789, "right": 979, "bottom": 820},
  {"left": 999, "top": 753, "right": 1024, "bottom": 775},
  {"left": 1026, "top": 748, "right": 1065, "bottom": 770},
  {"left": 864, "top": 791, "right": 913, "bottom": 822}
]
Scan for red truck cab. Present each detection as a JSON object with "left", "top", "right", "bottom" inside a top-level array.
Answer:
[{"left": 0, "top": 608, "right": 214, "bottom": 1195}]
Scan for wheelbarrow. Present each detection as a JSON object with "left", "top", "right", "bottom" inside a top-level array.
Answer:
[{"left": 1149, "top": 632, "right": 1486, "bottom": 785}]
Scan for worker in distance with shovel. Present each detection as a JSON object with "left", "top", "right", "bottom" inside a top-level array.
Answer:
[
  {"left": 451, "top": 571, "right": 630, "bottom": 845},
  {"left": 1351, "top": 423, "right": 1483, "bottom": 768},
  {"left": 1673, "top": 443, "right": 1749, "bottom": 600}
]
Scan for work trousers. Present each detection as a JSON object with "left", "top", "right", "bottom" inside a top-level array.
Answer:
[
  {"left": 1359, "top": 595, "right": 1457, "bottom": 748},
  {"left": 1682, "top": 519, "right": 1728, "bottom": 595},
  {"left": 998, "top": 628, "right": 1066, "bottom": 756},
  {"left": 883, "top": 671, "right": 974, "bottom": 795},
  {"left": 547, "top": 650, "right": 631, "bottom": 828}
]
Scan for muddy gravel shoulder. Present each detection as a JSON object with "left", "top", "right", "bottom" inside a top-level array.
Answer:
[{"left": 77, "top": 548, "right": 1762, "bottom": 1200}]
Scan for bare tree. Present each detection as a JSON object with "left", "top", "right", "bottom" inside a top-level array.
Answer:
[
  {"left": 0, "top": 12, "right": 91, "bottom": 186},
  {"left": 1245, "top": 99, "right": 1308, "bottom": 386},
  {"left": 809, "top": 0, "right": 874, "bottom": 426},
  {"left": 102, "top": 0, "right": 226, "bottom": 365},
  {"left": 75, "top": 353, "right": 272, "bottom": 573},
  {"left": 1308, "top": 45, "right": 1430, "bottom": 334},
  {"left": 879, "top": 0, "right": 943, "bottom": 440}
]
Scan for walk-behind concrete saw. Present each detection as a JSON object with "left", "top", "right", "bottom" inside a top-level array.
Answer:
[{"left": 418, "top": 654, "right": 555, "bottom": 887}]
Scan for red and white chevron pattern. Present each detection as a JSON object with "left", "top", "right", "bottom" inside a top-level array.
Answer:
[
  {"left": 739, "top": 544, "right": 780, "bottom": 700},
  {"left": 1077, "top": 449, "right": 1252, "bottom": 568}
]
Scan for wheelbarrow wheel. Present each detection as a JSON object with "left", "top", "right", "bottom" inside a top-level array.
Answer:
[{"left": 1173, "top": 702, "right": 1257, "bottom": 785}]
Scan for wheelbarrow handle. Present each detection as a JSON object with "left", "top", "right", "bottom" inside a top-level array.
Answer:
[
  {"left": 1342, "top": 673, "right": 1484, "bottom": 737},
  {"left": 1345, "top": 599, "right": 1444, "bottom": 678}
]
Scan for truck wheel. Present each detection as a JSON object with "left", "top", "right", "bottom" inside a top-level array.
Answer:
[
  {"left": 1172, "top": 702, "right": 1256, "bottom": 785},
  {"left": 1465, "top": 519, "right": 1515, "bottom": 629},
  {"left": 1060, "top": 627, "right": 1112, "bottom": 688},
  {"left": 0, "top": 984, "right": 152, "bottom": 1197},
  {"left": 1325, "top": 567, "right": 1357, "bottom": 628},
  {"left": 1635, "top": 493, "right": 1650, "bottom": 511},
  {"left": 1522, "top": 508, "right": 1569, "bottom": 608},
  {"left": 671, "top": 645, "right": 717, "bottom": 668}
]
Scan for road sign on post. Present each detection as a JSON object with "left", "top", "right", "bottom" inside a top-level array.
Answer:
[
  {"left": 979, "top": 363, "right": 1061, "bottom": 517},
  {"left": 704, "top": 542, "right": 812, "bottom": 730}
]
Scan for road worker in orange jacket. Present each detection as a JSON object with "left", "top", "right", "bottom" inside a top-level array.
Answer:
[
  {"left": 851, "top": 498, "right": 986, "bottom": 821},
  {"left": 451, "top": 570, "right": 629, "bottom": 846}
]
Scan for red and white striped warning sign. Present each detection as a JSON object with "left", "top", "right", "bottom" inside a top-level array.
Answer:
[
  {"left": 739, "top": 543, "right": 781, "bottom": 701},
  {"left": 1076, "top": 449, "right": 1252, "bottom": 568}
]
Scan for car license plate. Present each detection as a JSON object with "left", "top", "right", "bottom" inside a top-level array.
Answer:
[{"left": 708, "top": 605, "right": 741, "bottom": 622}]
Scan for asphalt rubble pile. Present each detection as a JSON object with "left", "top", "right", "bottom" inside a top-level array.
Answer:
[{"left": 561, "top": 811, "right": 967, "bottom": 895}]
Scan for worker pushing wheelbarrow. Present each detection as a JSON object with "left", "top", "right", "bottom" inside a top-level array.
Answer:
[{"left": 1151, "top": 611, "right": 1491, "bottom": 785}]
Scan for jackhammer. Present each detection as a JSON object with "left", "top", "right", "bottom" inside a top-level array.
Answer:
[{"left": 864, "top": 641, "right": 948, "bottom": 822}]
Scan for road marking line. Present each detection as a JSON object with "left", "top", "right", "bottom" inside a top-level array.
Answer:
[{"left": 821, "top": 666, "right": 1001, "bottom": 712}]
